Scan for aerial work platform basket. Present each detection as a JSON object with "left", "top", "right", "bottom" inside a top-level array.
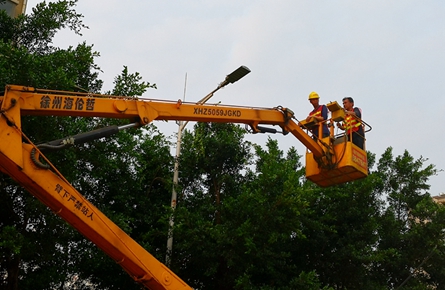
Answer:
[{"left": 306, "top": 140, "right": 368, "bottom": 187}]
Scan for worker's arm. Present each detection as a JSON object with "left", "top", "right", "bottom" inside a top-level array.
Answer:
[
  {"left": 308, "top": 115, "right": 323, "bottom": 122},
  {"left": 306, "top": 105, "right": 328, "bottom": 123},
  {"left": 337, "top": 122, "right": 345, "bottom": 130}
]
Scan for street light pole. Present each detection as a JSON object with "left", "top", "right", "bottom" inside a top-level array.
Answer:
[{"left": 165, "top": 66, "right": 251, "bottom": 267}]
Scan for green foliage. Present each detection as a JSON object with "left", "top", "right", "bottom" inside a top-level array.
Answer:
[
  {"left": 172, "top": 134, "right": 445, "bottom": 289},
  {"left": 377, "top": 147, "right": 436, "bottom": 211},
  {"left": 173, "top": 126, "right": 331, "bottom": 289},
  {"left": 0, "top": 2, "right": 103, "bottom": 288},
  {"left": 371, "top": 147, "right": 444, "bottom": 289},
  {"left": 0, "top": 0, "right": 102, "bottom": 91},
  {"left": 225, "top": 139, "right": 309, "bottom": 289},
  {"left": 107, "top": 65, "right": 156, "bottom": 96},
  {"left": 296, "top": 178, "right": 382, "bottom": 288},
  {"left": 171, "top": 123, "right": 251, "bottom": 289},
  {"left": 288, "top": 271, "right": 334, "bottom": 290},
  {"left": 1, "top": 0, "right": 87, "bottom": 52},
  {"left": 0, "top": 2, "right": 163, "bottom": 289},
  {"left": 0, "top": 226, "right": 23, "bottom": 254}
]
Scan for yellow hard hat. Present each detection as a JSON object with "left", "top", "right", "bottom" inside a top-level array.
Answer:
[{"left": 308, "top": 91, "right": 319, "bottom": 100}]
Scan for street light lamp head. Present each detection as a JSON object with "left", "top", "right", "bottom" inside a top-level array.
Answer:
[
  {"left": 196, "top": 65, "right": 250, "bottom": 104},
  {"left": 220, "top": 65, "right": 251, "bottom": 88}
]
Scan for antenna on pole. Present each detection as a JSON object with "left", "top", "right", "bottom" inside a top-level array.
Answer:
[
  {"left": 175, "top": 73, "right": 188, "bottom": 127},
  {"left": 167, "top": 73, "right": 188, "bottom": 267},
  {"left": 183, "top": 72, "right": 187, "bottom": 102}
]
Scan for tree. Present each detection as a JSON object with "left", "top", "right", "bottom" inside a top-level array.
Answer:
[
  {"left": 0, "top": 0, "right": 102, "bottom": 91},
  {"left": 171, "top": 122, "right": 252, "bottom": 289},
  {"left": 371, "top": 147, "right": 445, "bottom": 289},
  {"left": 0, "top": 1, "right": 103, "bottom": 289},
  {"left": 173, "top": 127, "right": 330, "bottom": 289},
  {"left": 0, "top": 2, "right": 163, "bottom": 289},
  {"left": 294, "top": 152, "right": 383, "bottom": 290},
  {"left": 291, "top": 148, "right": 445, "bottom": 290},
  {"left": 228, "top": 139, "right": 320, "bottom": 289}
]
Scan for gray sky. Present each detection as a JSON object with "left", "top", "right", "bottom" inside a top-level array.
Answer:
[{"left": 25, "top": 0, "right": 445, "bottom": 195}]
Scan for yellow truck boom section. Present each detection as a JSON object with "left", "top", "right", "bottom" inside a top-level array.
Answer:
[
  {"left": 3, "top": 85, "right": 323, "bottom": 156},
  {"left": 0, "top": 85, "right": 368, "bottom": 289}
]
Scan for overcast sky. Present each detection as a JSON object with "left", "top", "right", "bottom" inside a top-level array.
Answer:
[{"left": 25, "top": 0, "right": 445, "bottom": 195}]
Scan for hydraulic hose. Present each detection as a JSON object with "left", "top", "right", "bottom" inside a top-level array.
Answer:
[{"left": 31, "top": 123, "right": 139, "bottom": 168}]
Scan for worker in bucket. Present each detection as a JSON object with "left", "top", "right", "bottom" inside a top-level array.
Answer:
[{"left": 306, "top": 91, "right": 329, "bottom": 139}]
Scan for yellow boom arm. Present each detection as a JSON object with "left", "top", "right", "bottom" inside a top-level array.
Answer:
[{"left": 3, "top": 85, "right": 323, "bottom": 156}]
